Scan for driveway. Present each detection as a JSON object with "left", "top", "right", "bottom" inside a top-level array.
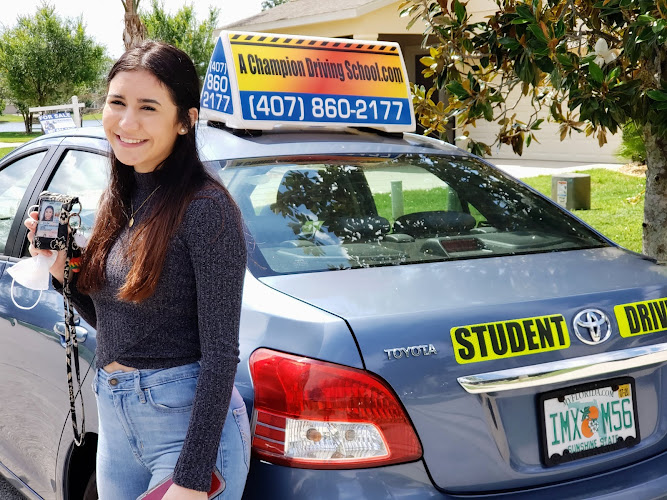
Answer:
[{"left": 492, "top": 158, "right": 622, "bottom": 179}]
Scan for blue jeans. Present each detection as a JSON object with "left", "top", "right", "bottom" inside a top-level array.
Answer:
[{"left": 93, "top": 362, "right": 250, "bottom": 500}]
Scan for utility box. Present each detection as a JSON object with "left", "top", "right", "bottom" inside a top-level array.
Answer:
[{"left": 551, "top": 173, "right": 591, "bottom": 210}]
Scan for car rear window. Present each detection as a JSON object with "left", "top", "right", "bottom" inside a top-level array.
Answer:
[{"left": 214, "top": 154, "right": 609, "bottom": 276}]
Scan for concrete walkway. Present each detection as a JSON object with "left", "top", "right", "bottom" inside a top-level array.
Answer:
[
  {"left": 491, "top": 159, "right": 622, "bottom": 179},
  {"left": 0, "top": 142, "right": 28, "bottom": 148}
]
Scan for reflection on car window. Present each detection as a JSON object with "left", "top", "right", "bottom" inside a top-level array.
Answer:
[
  {"left": 0, "top": 151, "right": 46, "bottom": 254},
  {"left": 218, "top": 154, "right": 609, "bottom": 276},
  {"left": 46, "top": 149, "right": 109, "bottom": 239}
]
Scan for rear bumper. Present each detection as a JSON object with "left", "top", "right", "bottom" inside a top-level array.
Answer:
[{"left": 242, "top": 448, "right": 667, "bottom": 500}]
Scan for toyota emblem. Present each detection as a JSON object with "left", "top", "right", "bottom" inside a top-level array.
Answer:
[{"left": 573, "top": 309, "right": 612, "bottom": 345}]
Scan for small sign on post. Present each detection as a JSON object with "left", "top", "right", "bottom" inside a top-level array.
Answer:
[
  {"left": 38, "top": 112, "right": 77, "bottom": 134},
  {"left": 30, "top": 96, "right": 85, "bottom": 131}
]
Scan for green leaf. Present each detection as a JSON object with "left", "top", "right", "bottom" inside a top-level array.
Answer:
[
  {"left": 499, "top": 37, "right": 521, "bottom": 50},
  {"left": 581, "top": 53, "right": 596, "bottom": 64},
  {"left": 515, "top": 4, "right": 534, "bottom": 20},
  {"left": 528, "top": 23, "right": 548, "bottom": 43},
  {"left": 647, "top": 89, "right": 667, "bottom": 101},
  {"left": 607, "top": 66, "right": 621, "bottom": 82},
  {"left": 531, "top": 118, "right": 544, "bottom": 130},
  {"left": 536, "top": 57, "right": 555, "bottom": 73},
  {"left": 635, "top": 14, "right": 655, "bottom": 26},
  {"left": 454, "top": 0, "right": 466, "bottom": 24},
  {"left": 482, "top": 102, "right": 494, "bottom": 121},
  {"left": 588, "top": 61, "right": 604, "bottom": 84},
  {"left": 557, "top": 53, "right": 574, "bottom": 68},
  {"left": 517, "top": 56, "right": 536, "bottom": 84},
  {"left": 637, "top": 27, "right": 656, "bottom": 43},
  {"left": 446, "top": 80, "right": 469, "bottom": 100},
  {"left": 652, "top": 19, "right": 666, "bottom": 34},
  {"left": 554, "top": 20, "right": 566, "bottom": 38}
]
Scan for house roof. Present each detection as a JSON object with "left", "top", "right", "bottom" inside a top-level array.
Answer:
[{"left": 222, "top": 0, "right": 384, "bottom": 29}]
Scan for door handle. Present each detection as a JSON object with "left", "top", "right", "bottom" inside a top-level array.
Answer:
[{"left": 54, "top": 322, "right": 88, "bottom": 348}]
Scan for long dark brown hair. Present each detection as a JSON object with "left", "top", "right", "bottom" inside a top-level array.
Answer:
[{"left": 78, "top": 41, "right": 230, "bottom": 302}]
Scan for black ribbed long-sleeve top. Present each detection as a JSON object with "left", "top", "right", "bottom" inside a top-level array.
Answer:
[{"left": 62, "top": 170, "right": 247, "bottom": 491}]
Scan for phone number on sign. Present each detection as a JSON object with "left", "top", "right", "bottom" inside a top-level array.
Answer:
[{"left": 239, "top": 92, "right": 411, "bottom": 125}]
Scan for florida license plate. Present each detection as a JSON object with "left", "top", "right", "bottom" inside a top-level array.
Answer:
[{"left": 538, "top": 377, "right": 640, "bottom": 467}]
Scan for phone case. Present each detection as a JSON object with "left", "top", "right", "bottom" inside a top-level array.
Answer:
[
  {"left": 33, "top": 192, "right": 78, "bottom": 251},
  {"left": 137, "top": 469, "right": 225, "bottom": 500}
]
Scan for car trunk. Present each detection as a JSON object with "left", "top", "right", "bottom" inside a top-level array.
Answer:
[{"left": 260, "top": 247, "right": 667, "bottom": 493}]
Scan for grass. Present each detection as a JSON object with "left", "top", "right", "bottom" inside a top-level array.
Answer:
[
  {"left": 375, "top": 187, "right": 451, "bottom": 222},
  {"left": 522, "top": 169, "right": 644, "bottom": 253},
  {"left": 0, "top": 131, "right": 42, "bottom": 143},
  {"left": 0, "top": 114, "right": 25, "bottom": 123},
  {"left": 0, "top": 147, "right": 14, "bottom": 159}
]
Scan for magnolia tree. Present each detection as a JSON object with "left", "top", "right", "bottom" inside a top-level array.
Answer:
[{"left": 402, "top": 0, "right": 667, "bottom": 260}]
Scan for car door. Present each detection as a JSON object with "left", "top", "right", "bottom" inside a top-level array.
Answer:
[{"left": 0, "top": 144, "right": 108, "bottom": 499}]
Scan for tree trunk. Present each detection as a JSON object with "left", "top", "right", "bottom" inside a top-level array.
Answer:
[
  {"left": 641, "top": 126, "right": 667, "bottom": 262},
  {"left": 21, "top": 111, "right": 32, "bottom": 133},
  {"left": 123, "top": 0, "right": 146, "bottom": 51}
]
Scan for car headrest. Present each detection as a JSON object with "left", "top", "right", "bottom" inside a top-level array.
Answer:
[
  {"left": 394, "top": 211, "right": 476, "bottom": 238},
  {"left": 326, "top": 216, "right": 391, "bottom": 242}
]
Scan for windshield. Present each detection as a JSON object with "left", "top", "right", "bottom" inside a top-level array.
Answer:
[{"left": 212, "top": 154, "right": 609, "bottom": 276}]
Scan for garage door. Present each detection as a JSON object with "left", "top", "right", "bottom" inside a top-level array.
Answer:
[{"left": 462, "top": 90, "right": 622, "bottom": 163}]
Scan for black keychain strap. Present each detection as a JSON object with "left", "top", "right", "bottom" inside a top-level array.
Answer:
[{"left": 39, "top": 192, "right": 85, "bottom": 446}]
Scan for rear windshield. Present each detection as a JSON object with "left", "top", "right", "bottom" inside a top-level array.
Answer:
[{"left": 212, "top": 154, "right": 608, "bottom": 276}]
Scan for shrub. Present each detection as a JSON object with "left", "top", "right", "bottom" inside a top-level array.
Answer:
[{"left": 616, "top": 121, "right": 646, "bottom": 164}]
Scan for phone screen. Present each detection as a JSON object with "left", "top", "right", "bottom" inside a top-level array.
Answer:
[{"left": 35, "top": 200, "right": 63, "bottom": 240}]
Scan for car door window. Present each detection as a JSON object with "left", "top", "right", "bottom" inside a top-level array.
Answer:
[
  {"left": 0, "top": 151, "right": 47, "bottom": 254},
  {"left": 45, "top": 149, "right": 109, "bottom": 238}
]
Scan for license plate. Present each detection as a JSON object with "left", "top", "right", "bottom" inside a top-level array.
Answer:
[{"left": 538, "top": 377, "right": 640, "bottom": 467}]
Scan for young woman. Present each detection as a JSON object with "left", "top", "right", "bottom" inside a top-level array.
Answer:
[
  {"left": 42, "top": 205, "right": 54, "bottom": 221},
  {"left": 25, "top": 41, "right": 250, "bottom": 500}
]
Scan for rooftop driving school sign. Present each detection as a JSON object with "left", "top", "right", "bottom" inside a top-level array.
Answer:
[{"left": 200, "top": 31, "right": 415, "bottom": 132}]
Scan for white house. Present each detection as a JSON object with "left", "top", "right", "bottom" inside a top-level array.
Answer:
[{"left": 220, "top": 0, "right": 622, "bottom": 163}]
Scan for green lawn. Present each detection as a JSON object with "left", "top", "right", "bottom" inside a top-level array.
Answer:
[
  {"left": 375, "top": 187, "right": 451, "bottom": 221},
  {"left": 0, "top": 131, "right": 42, "bottom": 143},
  {"left": 0, "top": 147, "right": 14, "bottom": 159},
  {"left": 0, "top": 114, "right": 25, "bottom": 123},
  {"left": 522, "top": 169, "right": 645, "bottom": 253}
]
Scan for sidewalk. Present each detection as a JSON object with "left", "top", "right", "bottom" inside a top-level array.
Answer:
[
  {"left": 491, "top": 159, "right": 622, "bottom": 179},
  {"left": 0, "top": 142, "right": 27, "bottom": 148}
]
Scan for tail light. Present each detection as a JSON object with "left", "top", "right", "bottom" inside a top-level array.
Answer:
[{"left": 249, "top": 348, "right": 422, "bottom": 469}]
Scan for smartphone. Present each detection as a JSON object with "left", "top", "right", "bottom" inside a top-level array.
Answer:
[
  {"left": 33, "top": 194, "right": 65, "bottom": 250},
  {"left": 137, "top": 469, "right": 225, "bottom": 500}
]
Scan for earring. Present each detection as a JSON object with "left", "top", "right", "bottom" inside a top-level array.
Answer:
[{"left": 180, "top": 127, "right": 187, "bottom": 134}]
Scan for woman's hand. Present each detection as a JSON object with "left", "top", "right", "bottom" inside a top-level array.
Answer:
[
  {"left": 24, "top": 211, "right": 67, "bottom": 284},
  {"left": 162, "top": 483, "right": 208, "bottom": 500}
]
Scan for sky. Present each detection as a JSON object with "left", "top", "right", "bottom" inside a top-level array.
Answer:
[{"left": 1, "top": 0, "right": 264, "bottom": 58}]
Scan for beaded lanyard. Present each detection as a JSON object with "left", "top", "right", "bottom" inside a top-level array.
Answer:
[{"left": 33, "top": 192, "right": 86, "bottom": 446}]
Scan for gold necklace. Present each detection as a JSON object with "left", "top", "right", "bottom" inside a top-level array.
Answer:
[{"left": 129, "top": 185, "right": 161, "bottom": 227}]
